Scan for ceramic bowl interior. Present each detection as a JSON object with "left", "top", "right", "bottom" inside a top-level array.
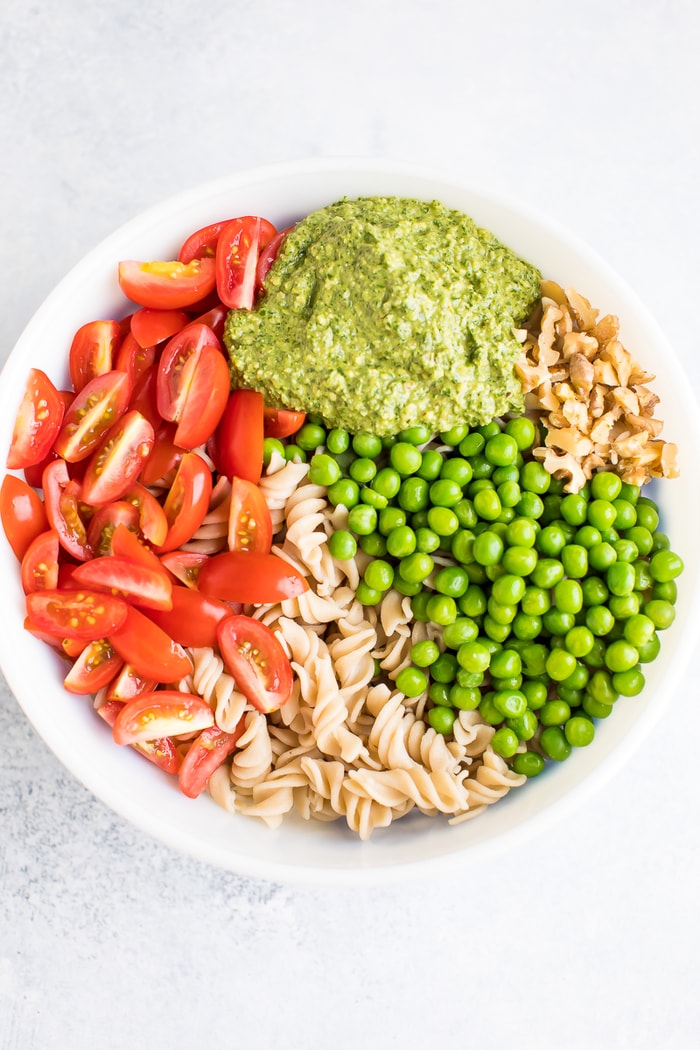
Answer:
[{"left": 2, "top": 158, "right": 699, "bottom": 885}]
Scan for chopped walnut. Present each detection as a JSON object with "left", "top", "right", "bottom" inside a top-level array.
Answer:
[{"left": 515, "top": 282, "right": 679, "bottom": 492}]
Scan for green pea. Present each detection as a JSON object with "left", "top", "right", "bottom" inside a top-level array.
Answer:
[
  {"left": 417, "top": 449, "right": 443, "bottom": 481},
  {"left": 565, "top": 625, "right": 595, "bottom": 658},
  {"left": 456, "top": 669, "right": 485, "bottom": 689},
  {"left": 429, "top": 681, "right": 452, "bottom": 706},
  {"left": 540, "top": 698, "right": 571, "bottom": 726},
  {"left": 491, "top": 574, "right": 526, "bottom": 606},
  {"left": 520, "top": 461, "right": 551, "bottom": 495},
  {"left": 397, "top": 476, "right": 429, "bottom": 513},
  {"left": 539, "top": 726, "right": 571, "bottom": 761},
  {"left": 587, "top": 499, "right": 617, "bottom": 531},
  {"left": 613, "top": 539, "right": 639, "bottom": 564},
  {"left": 326, "top": 477, "right": 360, "bottom": 508},
  {"left": 454, "top": 498, "right": 477, "bottom": 529},
  {"left": 492, "top": 689, "right": 527, "bottom": 719},
  {"left": 516, "top": 491, "right": 544, "bottom": 520},
  {"left": 484, "top": 432, "right": 518, "bottom": 466},
  {"left": 623, "top": 614, "right": 656, "bottom": 648},
  {"left": 652, "top": 580, "right": 677, "bottom": 604},
  {"left": 530, "top": 557, "right": 564, "bottom": 589},
  {"left": 637, "top": 633, "right": 661, "bottom": 663},
  {"left": 360, "top": 486, "right": 388, "bottom": 509},
  {"left": 352, "top": 431, "right": 382, "bottom": 458},
  {"left": 469, "top": 454, "right": 494, "bottom": 480},
  {"left": 487, "top": 597, "right": 517, "bottom": 625},
  {"left": 347, "top": 503, "right": 377, "bottom": 536},
  {"left": 649, "top": 549, "right": 684, "bottom": 582},
  {"left": 409, "top": 639, "right": 440, "bottom": 667},
  {"left": 442, "top": 617, "right": 479, "bottom": 649},
  {"left": 308, "top": 453, "right": 341, "bottom": 487},
  {"left": 489, "top": 648, "right": 522, "bottom": 679},
  {"left": 429, "top": 478, "right": 463, "bottom": 508},
  {"left": 574, "top": 525, "right": 602, "bottom": 549},
  {"left": 506, "top": 708, "right": 538, "bottom": 741},
  {"left": 624, "top": 526, "right": 653, "bottom": 556},
  {"left": 521, "top": 679, "right": 547, "bottom": 710},
  {"left": 635, "top": 497, "right": 660, "bottom": 533},
  {"left": 643, "top": 599, "right": 676, "bottom": 630},
  {"left": 536, "top": 524, "right": 567, "bottom": 557},
  {"left": 511, "top": 751, "right": 546, "bottom": 776},
  {"left": 395, "top": 665, "right": 428, "bottom": 698},
  {"left": 505, "top": 517, "right": 538, "bottom": 548},
  {"left": 471, "top": 530, "right": 504, "bottom": 566},
  {"left": 284, "top": 444, "right": 307, "bottom": 463},
  {"left": 607, "top": 561, "right": 636, "bottom": 597},
  {"left": 415, "top": 527, "right": 441, "bottom": 554},
  {"left": 399, "top": 425, "right": 432, "bottom": 445},
  {"left": 377, "top": 507, "right": 405, "bottom": 536},
  {"left": 438, "top": 424, "right": 469, "bottom": 446},
  {"left": 607, "top": 593, "right": 640, "bottom": 619},
  {"left": 512, "top": 612, "right": 542, "bottom": 640},
  {"left": 582, "top": 694, "right": 613, "bottom": 719},
  {"left": 501, "top": 545, "right": 538, "bottom": 577},
  {"left": 355, "top": 580, "right": 383, "bottom": 606},
  {"left": 449, "top": 684, "right": 481, "bottom": 710},
  {"left": 565, "top": 716, "right": 595, "bottom": 747},
  {"left": 427, "top": 706, "right": 457, "bottom": 735},
  {"left": 359, "top": 532, "right": 387, "bottom": 557},
  {"left": 296, "top": 422, "right": 327, "bottom": 451},
  {"left": 458, "top": 432, "right": 485, "bottom": 458},
  {"left": 363, "top": 559, "right": 395, "bottom": 592},
  {"left": 328, "top": 529, "right": 358, "bottom": 561},
  {"left": 398, "top": 552, "right": 434, "bottom": 584},
  {"left": 426, "top": 593, "right": 458, "bottom": 626},
  {"left": 433, "top": 565, "right": 469, "bottom": 598},
  {"left": 519, "top": 643, "right": 548, "bottom": 677},
  {"left": 388, "top": 441, "right": 423, "bottom": 476},
  {"left": 560, "top": 493, "right": 588, "bottom": 526},
  {"left": 612, "top": 667, "right": 646, "bottom": 696},
  {"left": 472, "top": 487, "right": 502, "bottom": 521},
  {"left": 491, "top": 726, "right": 520, "bottom": 758},
  {"left": 326, "top": 428, "right": 350, "bottom": 454},
  {"left": 386, "top": 525, "right": 417, "bottom": 558},
  {"left": 590, "top": 471, "right": 622, "bottom": 501},
  {"left": 349, "top": 456, "right": 377, "bottom": 484},
  {"left": 439, "top": 457, "right": 471, "bottom": 487},
  {"left": 505, "top": 416, "right": 536, "bottom": 451},
  {"left": 561, "top": 544, "right": 588, "bottom": 579},
  {"left": 546, "top": 648, "right": 577, "bottom": 682},
  {"left": 263, "top": 437, "right": 286, "bottom": 466},
  {"left": 427, "top": 506, "right": 460, "bottom": 537},
  {"left": 457, "top": 641, "right": 491, "bottom": 674},
  {"left": 371, "top": 467, "right": 401, "bottom": 500},
  {"left": 587, "top": 669, "right": 619, "bottom": 705},
  {"left": 520, "top": 586, "right": 550, "bottom": 617},
  {"left": 588, "top": 541, "right": 617, "bottom": 573}
]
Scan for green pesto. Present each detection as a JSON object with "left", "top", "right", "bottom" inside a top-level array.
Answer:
[{"left": 224, "top": 196, "right": 541, "bottom": 436}]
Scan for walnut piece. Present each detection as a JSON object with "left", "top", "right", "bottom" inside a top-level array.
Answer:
[{"left": 515, "top": 282, "right": 678, "bottom": 492}]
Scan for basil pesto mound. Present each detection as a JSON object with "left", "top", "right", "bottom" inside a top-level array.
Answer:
[{"left": 224, "top": 196, "right": 542, "bottom": 436}]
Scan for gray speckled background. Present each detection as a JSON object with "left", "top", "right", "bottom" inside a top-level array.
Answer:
[{"left": 2, "top": 2, "right": 699, "bottom": 1047}]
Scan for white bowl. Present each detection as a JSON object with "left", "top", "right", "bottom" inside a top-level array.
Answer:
[{"left": 2, "top": 157, "right": 700, "bottom": 885}]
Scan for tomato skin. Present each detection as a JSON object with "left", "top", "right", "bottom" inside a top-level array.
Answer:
[
  {"left": 178, "top": 219, "right": 231, "bottom": 264},
  {"left": 159, "top": 549, "right": 208, "bottom": 588},
  {"left": 217, "top": 614, "right": 293, "bottom": 713},
  {"left": 71, "top": 556, "right": 173, "bottom": 611},
  {"left": 156, "top": 324, "right": 230, "bottom": 450},
  {"left": 69, "top": 320, "right": 122, "bottom": 393},
  {"left": 215, "top": 216, "right": 277, "bottom": 309},
  {"left": 256, "top": 225, "right": 293, "bottom": 290},
  {"left": 64, "top": 638, "right": 123, "bottom": 695},
  {"left": 192, "top": 302, "right": 228, "bottom": 341},
  {"left": 139, "top": 422, "right": 183, "bottom": 487},
  {"left": 215, "top": 389, "right": 264, "bottom": 484},
  {"left": 157, "top": 452, "right": 213, "bottom": 553},
  {"left": 26, "top": 588, "right": 128, "bottom": 641},
  {"left": 228, "top": 477, "right": 272, "bottom": 554},
  {"left": 263, "top": 407, "right": 306, "bottom": 440},
  {"left": 7, "top": 368, "right": 65, "bottom": 470},
  {"left": 97, "top": 699, "right": 181, "bottom": 774},
  {"left": 20, "top": 529, "right": 60, "bottom": 594},
  {"left": 81, "top": 410, "right": 155, "bottom": 506},
  {"left": 43, "top": 459, "right": 92, "bottom": 561},
  {"left": 120, "top": 484, "right": 168, "bottom": 547},
  {"left": 112, "top": 691, "right": 214, "bottom": 745},
  {"left": 54, "top": 371, "right": 133, "bottom": 462},
  {"left": 178, "top": 722, "right": 244, "bottom": 798},
  {"left": 198, "top": 551, "right": 309, "bottom": 604},
  {"left": 115, "top": 333, "right": 157, "bottom": 390},
  {"left": 144, "top": 584, "right": 231, "bottom": 648},
  {"left": 0, "top": 474, "right": 49, "bottom": 560},
  {"left": 108, "top": 605, "right": 192, "bottom": 682},
  {"left": 85, "top": 501, "right": 140, "bottom": 556},
  {"left": 130, "top": 307, "right": 190, "bottom": 349},
  {"left": 105, "top": 663, "right": 157, "bottom": 701},
  {"left": 118, "top": 257, "right": 217, "bottom": 310}
]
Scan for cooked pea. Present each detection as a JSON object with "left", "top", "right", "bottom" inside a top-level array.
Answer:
[
  {"left": 536, "top": 524, "right": 567, "bottom": 557},
  {"left": 434, "top": 565, "right": 469, "bottom": 597},
  {"left": 643, "top": 598, "right": 676, "bottom": 630},
  {"left": 442, "top": 617, "right": 479, "bottom": 648},
  {"left": 505, "top": 416, "right": 537, "bottom": 451},
  {"left": 511, "top": 751, "right": 546, "bottom": 776},
  {"left": 502, "top": 545, "right": 538, "bottom": 577},
  {"left": 398, "top": 476, "right": 430, "bottom": 513},
  {"left": 450, "top": 684, "right": 481, "bottom": 710},
  {"left": 349, "top": 456, "right": 377, "bottom": 484},
  {"left": 458, "top": 432, "right": 485, "bottom": 457},
  {"left": 491, "top": 726, "right": 520, "bottom": 758},
  {"left": 263, "top": 437, "right": 286, "bottom": 466},
  {"left": 355, "top": 580, "right": 383, "bottom": 606},
  {"left": 386, "top": 525, "right": 417, "bottom": 558},
  {"left": 359, "top": 532, "right": 387, "bottom": 557},
  {"left": 347, "top": 503, "right": 377, "bottom": 535},
  {"left": 415, "top": 527, "right": 441, "bottom": 554},
  {"left": 427, "top": 705, "right": 457, "bottom": 734},
  {"left": 426, "top": 594, "right": 458, "bottom": 625},
  {"left": 328, "top": 529, "right": 358, "bottom": 561},
  {"left": 395, "top": 665, "right": 428, "bottom": 697},
  {"left": 326, "top": 477, "right": 360, "bottom": 508},
  {"left": 427, "top": 506, "right": 460, "bottom": 536},
  {"left": 540, "top": 726, "right": 572, "bottom": 761},
  {"left": 326, "top": 428, "right": 350, "bottom": 454},
  {"left": 606, "top": 561, "right": 636, "bottom": 597},
  {"left": 296, "top": 422, "right": 327, "bottom": 450},
  {"left": 565, "top": 716, "right": 595, "bottom": 747},
  {"left": 363, "top": 559, "right": 395, "bottom": 592},
  {"left": 351, "top": 431, "right": 382, "bottom": 458},
  {"left": 539, "top": 698, "right": 571, "bottom": 726},
  {"left": 399, "top": 425, "right": 432, "bottom": 445},
  {"left": 561, "top": 544, "right": 588, "bottom": 579},
  {"left": 560, "top": 493, "right": 588, "bottom": 526},
  {"left": 520, "top": 460, "right": 551, "bottom": 494},
  {"left": 545, "top": 648, "right": 577, "bottom": 681},
  {"left": 371, "top": 467, "right": 401, "bottom": 499},
  {"left": 398, "top": 552, "right": 434, "bottom": 583},
  {"left": 417, "top": 448, "right": 443, "bottom": 481},
  {"left": 649, "top": 549, "right": 684, "bottom": 582}
]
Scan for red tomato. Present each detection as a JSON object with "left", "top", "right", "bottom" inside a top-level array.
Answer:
[
  {"left": 112, "top": 691, "right": 214, "bottom": 745},
  {"left": 192, "top": 302, "right": 228, "bottom": 341},
  {"left": 129, "top": 307, "right": 189, "bottom": 349},
  {"left": 178, "top": 219, "right": 232, "bottom": 263},
  {"left": 156, "top": 324, "right": 230, "bottom": 449},
  {"left": 263, "top": 407, "right": 306, "bottom": 440},
  {"left": 121, "top": 484, "right": 168, "bottom": 546},
  {"left": 61, "top": 636, "right": 85, "bottom": 658},
  {"left": 64, "top": 638, "right": 123, "bottom": 695},
  {"left": 118, "top": 257, "right": 217, "bottom": 310},
  {"left": 138, "top": 422, "right": 182, "bottom": 487},
  {"left": 128, "top": 365, "right": 161, "bottom": 429},
  {"left": 24, "top": 615, "right": 66, "bottom": 649},
  {"left": 157, "top": 452, "right": 212, "bottom": 553},
  {"left": 69, "top": 320, "right": 122, "bottom": 393},
  {"left": 228, "top": 477, "right": 272, "bottom": 554},
  {"left": 215, "top": 216, "right": 277, "bottom": 309},
  {"left": 198, "top": 551, "right": 308, "bottom": 604},
  {"left": 81, "top": 410, "right": 155, "bottom": 506},
  {"left": 178, "top": 722, "right": 244, "bottom": 798},
  {"left": 26, "top": 588, "right": 128, "bottom": 640},
  {"left": 215, "top": 389, "right": 264, "bottom": 484},
  {"left": 86, "top": 501, "right": 140, "bottom": 556},
  {"left": 0, "top": 474, "right": 49, "bottom": 560},
  {"left": 256, "top": 225, "right": 293, "bottom": 290},
  {"left": 43, "top": 459, "right": 92, "bottom": 561},
  {"left": 115, "top": 333, "right": 157, "bottom": 390},
  {"left": 108, "top": 605, "right": 192, "bottom": 682},
  {"left": 110, "top": 523, "right": 170, "bottom": 580},
  {"left": 105, "top": 663, "right": 157, "bottom": 701},
  {"left": 145, "top": 584, "right": 231, "bottom": 648},
  {"left": 159, "top": 550, "right": 208, "bottom": 588},
  {"left": 7, "top": 368, "right": 65, "bottom": 470},
  {"left": 217, "top": 614, "right": 293, "bottom": 713},
  {"left": 96, "top": 699, "right": 181, "bottom": 774},
  {"left": 20, "top": 529, "right": 60, "bottom": 593},
  {"left": 71, "top": 556, "right": 173, "bottom": 611},
  {"left": 54, "top": 371, "right": 132, "bottom": 462}
]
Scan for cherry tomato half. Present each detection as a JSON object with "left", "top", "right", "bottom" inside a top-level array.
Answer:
[
  {"left": 26, "top": 588, "right": 128, "bottom": 641},
  {"left": 228, "top": 476, "right": 272, "bottom": 554},
  {"left": 7, "top": 368, "right": 65, "bottom": 470},
  {"left": 215, "top": 389, "right": 264, "bottom": 484},
  {"left": 0, "top": 474, "right": 49, "bottom": 561},
  {"left": 20, "top": 529, "right": 60, "bottom": 594},
  {"left": 43, "top": 459, "right": 92, "bottom": 561},
  {"left": 64, "top": 638, "right": 123, "bottom": 695},
  {"left": 157, "top": 452, "right": 212, "bottom": 553},
  {"left": 121, "top": 484, "right": 168, "bottom": 547},
  {"left": 108, "top": 605, "right": 192, "bottom": 682},
  {"left": 215, "top": 216, "right": 277, "bottom": 309},
  {"left": 217, "top": 614, "right": 293, "bottom": 713},
  {"left": 118, "top": 257, "right": 217, "bottom": 310},
  {"left": 256, "top": 225, "right": 293, "bottom": 290},
  {"left": 69, "top": 320, "right": 122, "bottom": 393},
  {"left": 129, "top": 307, "right": 190, "bottom": 349},
  {"left": 112, "top": 691, "right": 214, "bottom": 745},
  {"left": 263, "top": 407, "right": 306, "bottom": 440},
  {"left": 178, "top": 219, "right": 232, "bottom": 264},
  {"left": 54, "top": 370, "right": 132, "bottom": 462},
  {"left": 144, "top": 584, "right": 231, "bottom": 648},
  {"left": 97, "top": 698, "right": 181, "bottom": 774},
  {"left": 178, "top": 722, "right": 245, "bottom": 799},
  {"left": 71, "top": 556, "right": 173, "bottom": 611},
  {"left": 198, "top": 551, "right": 308, "bottom": 604},
  {"left": 81, "top": 410, "right": 155, "bottom": 506},
  {"left": 156, "top": 323, "right": 230, "bottom": 450}
]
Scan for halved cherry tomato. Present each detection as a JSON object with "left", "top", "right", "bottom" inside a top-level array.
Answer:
[
  {"left": 118, "top": 257, "right": 217, "bottom": 310},
  {"left": 215, "top": 389, "right": 264, "bottom": 484},
  {"left": 198, "top": 551, "right": 308, "bottom": 604},
  {"left": 110, "top": 523, "right": 170, "bottom": 580},
  {"left": 139, "top": 422, "right": 183, "bottom": 487},
  {"left": 64, "top": 638, "right": 123, "bottom": 695},
  {"left": 178, "top": 219, "right": 232, "bottom": 264},
  {"left": 115, "top": 333, "right": 157, "bottom": 390},
  {"left": 54, "top": 371, "right": 132, "bottom": 462},
  {"left": 159, "top": 550, "right": 208, "bottom": 588},
  {"left": 128, "top": 364, "right": 161, "bottom": 429},
  {"left": 81, "top": 410, "right": 155, "bottom": 506},
  {"left": 105, "top": 663, "right": 157, "bottom": 701},
  {"left": 0, "top": 474, "right": 49, "bottom": 560},
  {"left": 7, "top": 368, "right": 65, "bottom": 470},
  {"left": 69, "top": 320, "right": 122, "bottom": 393},
  {"left": 130, "top": 307, "right": 189, "bottom": 349},
  {"left": 108, "top": 605, "right": 192, "bottom": 681},
  {"left": 62, "top": 637, "right": 85, "bottom": 658},
  {"left": 215, "top": 216, "right": 277, "bottom": 309},
  {"left": 256, "top": 225, "right": 293, "bottom": 290},
  {"left": 23, "top": 615, "right": 66, "bottom": 649},
  {"left": 20, "top": 529, "right": 59, "bottom": 594},
  {"left": 263, "top": 407, "right": 306, "bottom": 440},
  {"left": 112, "top": 691, "right": 213, "bottom": 745},
  {"left": 228, "top": 477, "right": 272, "bottom": 554},
  {"left": 217, "top": 614, "right": 293, "bottom": 713},
  {"left": 97, "top": 699, "right": 181, "bottom": 774},
  {"left": 43, "top": 459, "right": 92, "bottom": 561},
  {"left": 192, "top": 302, "right": 228, "bottom": 341},
  {"left": 26, "top": 588, "right": 128, "bottom": 640},
  {"left": 157, "top": 452, "right": 212, "bottom": 553},
  {"left": 121, "top": 484, "right": 168, "bottom": 546},
  {"left": 145, "top": 584, "right": 231, "bottom": 648},
  {"left": 178, "top": 722, "right": 245, "bottom": 798},
  {"left": 71, "top": 556, "right": 173, "bottom": 611},
  {"left": 86, "top": 502, "right": 140, "bottom": 556},
  {"left": 156, "top": 323, "right": 230, "bottom": 449}
]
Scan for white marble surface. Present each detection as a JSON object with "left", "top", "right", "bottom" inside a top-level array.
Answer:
[{"left": 1, "top": 1, "right": 699, "bottom": 1047}]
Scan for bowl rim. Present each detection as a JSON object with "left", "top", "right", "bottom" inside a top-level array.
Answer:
[{"left": 3, "top": 155, "right": 700, "bottom": 886}]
